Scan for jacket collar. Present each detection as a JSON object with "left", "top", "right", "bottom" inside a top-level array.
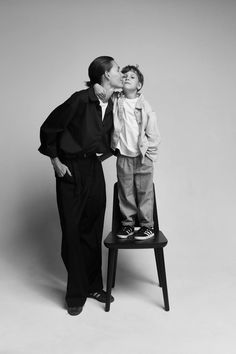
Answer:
[
  {"left": 88, "top": 87, "right": 99, "bottom": 102},
  {"left": 135, "top": 93, "right": 144, "bottom": 109},
  {"left": 88, "top": 87, "right": 113, "bottom": 113},
  {"left": 105, "top": 97, "right": 113, "bottom": 114}
]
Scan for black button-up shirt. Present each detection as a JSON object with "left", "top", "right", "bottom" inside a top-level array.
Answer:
[{"left": 38, "top": 87, "right": 113, "bottom": 158}]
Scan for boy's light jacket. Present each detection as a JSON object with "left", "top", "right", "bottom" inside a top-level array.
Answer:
[{"left": 111, "top": 92, "right": 161, "bottom": 162}]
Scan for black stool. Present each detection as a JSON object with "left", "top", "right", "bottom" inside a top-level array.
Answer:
[{"left": 104, "top": 183, "right": 170, "bottom": 312}]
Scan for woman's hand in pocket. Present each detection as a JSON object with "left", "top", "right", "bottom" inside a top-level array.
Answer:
[{"left": 50, "top": 157, "right": 72, "bottom": 177}]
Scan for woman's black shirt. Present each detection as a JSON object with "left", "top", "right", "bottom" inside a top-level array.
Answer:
[{"left": 38, "top": 87, "right": 113, "bottom": 159}]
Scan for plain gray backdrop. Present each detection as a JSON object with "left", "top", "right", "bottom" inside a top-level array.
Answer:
[{"left": 0, "top": 0, "right": 235, "bottom": 353}]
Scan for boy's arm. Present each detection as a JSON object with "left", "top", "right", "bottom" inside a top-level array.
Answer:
[
  {"left": 97, "top": 151, "right": 114, "bottom": 162},
  {"left": 94, "top": 84, "right": 118, "bottom": 102},
  {"left": 145, "top": 106, "right": 161, "bottom": 161},
  {"left": 94, "top": 84, "right": 107, "bottom": 101}
]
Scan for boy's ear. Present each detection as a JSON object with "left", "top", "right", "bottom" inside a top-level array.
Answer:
[{"left": 137, "top": 82, "right": 142, "bottom": 90}]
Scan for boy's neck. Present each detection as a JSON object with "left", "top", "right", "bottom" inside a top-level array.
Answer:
[{"left": 123, "top": 90, "right": 138, "bottom": 99}]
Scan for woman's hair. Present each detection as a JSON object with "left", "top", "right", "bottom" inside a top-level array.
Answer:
[
  {"left": 121, "top": 65, "right": 144, "bottom": 90},
  {"left": 86, "top": 56, "right": 114, "bottom": 87}
]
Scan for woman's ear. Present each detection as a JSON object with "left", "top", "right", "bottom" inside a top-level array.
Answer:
[{"left": 104, "top": 71, "right": 110, "bottom": 80}]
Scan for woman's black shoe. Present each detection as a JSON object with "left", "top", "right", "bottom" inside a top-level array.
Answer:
[{"left": 67, "top": 305, "right": 83, "bottom": 316}]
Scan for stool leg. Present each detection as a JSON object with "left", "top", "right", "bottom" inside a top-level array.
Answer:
[
  {"left": 154, "top": 248, "right": 163, "bottom": 287},
  {"left": 112, "top": 249, "right": 118, "bottom": 288},
  {"left": 105, "top": 248, "right": 116, "bottom": 312},
  {"left": 156, "top": 248, "right": 170, "bottom": 311}
]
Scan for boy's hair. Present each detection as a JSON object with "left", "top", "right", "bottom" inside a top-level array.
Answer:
[{"left": 121, "top": 65, "right": 144, "bottom": 90}]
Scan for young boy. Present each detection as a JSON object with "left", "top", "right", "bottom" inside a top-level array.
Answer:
[{"left": 95, "top": 65, "right": 160, "bottom": 240}]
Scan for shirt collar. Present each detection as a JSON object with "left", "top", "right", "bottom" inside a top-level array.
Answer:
[{"left": 119, "top": 91, "right": 144, "bottom": 109}]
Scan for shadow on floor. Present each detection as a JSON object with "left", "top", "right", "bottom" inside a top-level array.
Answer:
[{"left": 6, "top": 190, "right": 66, "bottom": 306}]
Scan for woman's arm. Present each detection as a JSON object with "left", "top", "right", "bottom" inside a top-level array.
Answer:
[{"left": 38, "top": 93, "right": 78, "bottom": 158}]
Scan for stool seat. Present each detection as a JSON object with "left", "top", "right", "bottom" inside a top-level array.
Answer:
[{"left": 104, "top": 230, "right": 168, "bottom": 249}]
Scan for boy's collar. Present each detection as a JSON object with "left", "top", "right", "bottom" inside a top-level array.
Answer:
[
  {"left": 119, "top": 91, "right": 144, "bottom": 108},
  {"left": 119, "top": 91, "right": 142, "bottom": 97}
]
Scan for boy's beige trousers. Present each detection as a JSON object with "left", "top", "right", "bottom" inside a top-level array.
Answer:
[{"left": 116, "top": 155, "right": 154, "bottom": 228}]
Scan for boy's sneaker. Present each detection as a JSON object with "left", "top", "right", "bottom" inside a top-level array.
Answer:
[
  {"left": 116, "top": 226, "right": 134, "bottom": 239},
  {"left": 134, "top": 226, "right": 154, "bottom": 240}
]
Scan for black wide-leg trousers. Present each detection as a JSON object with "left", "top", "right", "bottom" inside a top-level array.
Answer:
[{"left": 56, "top": 156, "right": 106, "bottom": 307}]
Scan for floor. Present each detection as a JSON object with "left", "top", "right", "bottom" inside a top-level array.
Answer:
[{"left": 1, "top": 227, "right": 235, "bottom": 354}]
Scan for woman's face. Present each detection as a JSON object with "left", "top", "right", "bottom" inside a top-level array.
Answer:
[{"left": 107, "top": 61, "right": 123, "bottom": 89}]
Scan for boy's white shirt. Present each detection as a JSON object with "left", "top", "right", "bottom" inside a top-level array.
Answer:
[
  {"left": 111, "top": 91, "right": 161, "bottom": 163},
  {"left": 116, "top": 97, "right": 140, "bottom": 157}
]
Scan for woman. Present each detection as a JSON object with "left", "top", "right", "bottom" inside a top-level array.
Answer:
[{"left": 38, "top": 56, "right": 123, "bottom": 315}]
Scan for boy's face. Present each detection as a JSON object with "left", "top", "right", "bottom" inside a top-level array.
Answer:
[{"left": 122, "top": 70, "right": 142, "bottom": 92}]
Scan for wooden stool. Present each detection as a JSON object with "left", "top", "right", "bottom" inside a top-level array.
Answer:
[{"left": 104, "top": 183, "right": 170, "bottom": 312}]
